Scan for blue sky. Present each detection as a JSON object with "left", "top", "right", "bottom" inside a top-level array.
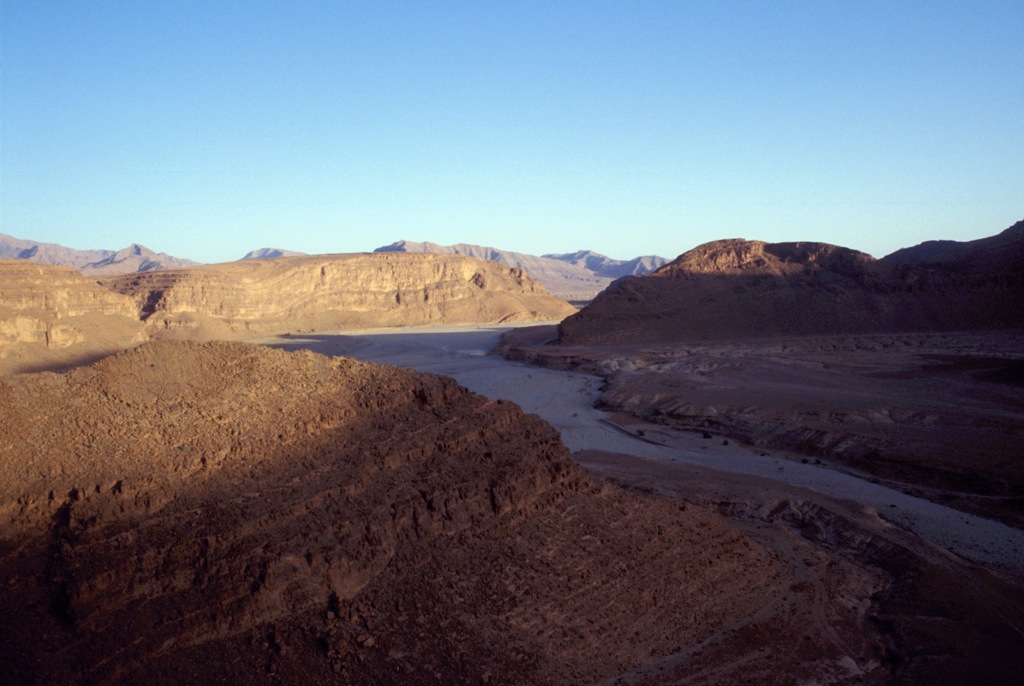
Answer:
[{"left": 2, "top": 1, "right": 1021, "bottom": 264}]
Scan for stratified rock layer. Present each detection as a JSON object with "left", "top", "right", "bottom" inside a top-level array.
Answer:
[
  {"left": 1, "top": 253, "right": 575, "bottom": 373},
  {"left": 0, "top": 260, "right": 146, "bottom": 371},
  {"left": 106, "top": 252, "right": 577, "bottom": 338},
  {"left": 559, "top": 222, "right": 1024, "bottom": 344},
  {"left": 376, "top": 240, "right": 667, "bottom": 302},
  {"left": 0, "top": 341, "right": 800, "bottom": 685}
]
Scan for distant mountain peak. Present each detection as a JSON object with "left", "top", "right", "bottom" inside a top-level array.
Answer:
[
  {"left": 241, "top": 248, "right": 307, "bottom": 260},
  {"left": 113, "top": 243, "right": 153, "bottom": 259},
  {"left": 0, "top": 233, "right": 197, "bottom": 275}
]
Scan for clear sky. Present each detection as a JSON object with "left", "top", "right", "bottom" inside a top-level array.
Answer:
[{"left": 2, "top": 1, "right": 1021, "bottom": 264}]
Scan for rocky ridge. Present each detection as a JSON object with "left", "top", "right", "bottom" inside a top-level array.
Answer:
[
  {"left": 559, "top": 221, "right": 1024, "bottom": 344},
  {"left": 242, "top": 247, "right": 308, "bottom": 260},
  {"left": 544, "top": 249, "right": 668, "bottom": 278},
  {"left": 105, "top": 252, "right": 576, "bottom": 338}
]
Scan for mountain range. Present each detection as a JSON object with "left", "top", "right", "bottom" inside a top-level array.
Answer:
[{"left": 0, "top": 233, "right": 198, "bottom": 275}]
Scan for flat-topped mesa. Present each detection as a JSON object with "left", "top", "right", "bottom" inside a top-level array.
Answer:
[
  {"left": 0, "top": 261, "right": 145, "bottom": 370},
  {"left": 559, "top": 225, "right": 1024, "bottom": 345},
  {"left": 105, "top": 252, "right": 578, "bottom": 338}
]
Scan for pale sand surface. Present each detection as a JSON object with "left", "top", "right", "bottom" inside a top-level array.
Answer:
[{"left": 265, "top": 324, "right": 1024, "bottom": 578}]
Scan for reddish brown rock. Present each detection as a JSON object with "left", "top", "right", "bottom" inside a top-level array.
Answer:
[
  {"left": 559, "top": 221, "right": 1024, "bottom": 345},
  {"left": 1, "top": 252, "right": 575, "bottom": 374}
]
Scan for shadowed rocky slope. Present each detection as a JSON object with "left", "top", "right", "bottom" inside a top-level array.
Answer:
[
  {"left": 3, "top": 341, "right": 1022, "bottom": 684},
  {"left": 0, "top": 341, "right": 836, "bottom": 685},
  {"left": 559, "top": 221, "right": 1024, "bottom": 345}
]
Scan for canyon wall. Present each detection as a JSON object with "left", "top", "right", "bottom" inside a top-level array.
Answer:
[
  {"left": 0, "top": 260, "right": 146, "bottom": 372},
  {"left": 107, "top": 252, "right": 577, "bottom": 338},
  {"left": 1, "top": 253, "right": 575, "bottom": 373}
]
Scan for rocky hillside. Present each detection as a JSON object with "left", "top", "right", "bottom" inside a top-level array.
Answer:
[
  {"left": 0, "top": 260, "right": 146, "bottom": 373},
  {"left": 375, "top": 240, "right": 666, "bottom": 302},
  {"left": 559, "top": 221, "right": 1024, "bottom": 344},
  {"left": 0, "top": 233, "right": 198, "bottom": 275},
  {"left": 106, "top": 253, "right": 576, "bottom": 339},
  {"left": 885, "top": 220, "right": 1024, "bottom": 269},
  {"left": 0, "top": 340, "right": 792, "bottom": 685}
]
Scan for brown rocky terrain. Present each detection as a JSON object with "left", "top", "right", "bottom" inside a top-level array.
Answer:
[
  {"left": 558, "top": 220, "right": 1024, "bottom": 345},
  {"left": 0, "top": 340, "right": 911, "bottom": 684},
  {"left": 503, "top": 327, "right": 1024, "bottom": 528},
  {"left": 503, "top": 220, "right": 1024, "bottom": 527},
  {"left": 1, "top": 253, "right": 574, "bottom": 374}
]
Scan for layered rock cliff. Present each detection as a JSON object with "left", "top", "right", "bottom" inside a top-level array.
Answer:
[
  {"left": 0, "top": 341, "right": 787, "bottom": 685},
  {"left": 107, "top": 252, "right": 577, "bottom": 338},
  {"left": 0, "top": 260, "right": 146, "bottom": 372},
  {"left": 559, "top": 222, "right": 1024, "bottom": 344},
  {"left": 375, "top": 240, "right": 667, "bottom": 302},
  {"left": 1, "top": 253, "right": 575, "bottom": 373}
]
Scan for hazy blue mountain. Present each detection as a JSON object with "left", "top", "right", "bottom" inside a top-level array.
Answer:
[
  {"left": 0, "top": 233, "right": 198, "bottom": 275},
  {"left": 242, "top": 248, "right": 308, "bottom": 260}
]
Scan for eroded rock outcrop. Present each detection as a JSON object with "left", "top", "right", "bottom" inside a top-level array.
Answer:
[
  {"left": 559, "top": 222, "right": 1024, "bottom": 344},
  {"left": 107, "top": 252, "right": 577, "bottom": 339},
  {"left": 1, "top": 253, "right": 576, "bottom": 373},
  {"left": 0, "top": 341, "right": 801, "bottom": 685},
  {"left": 376, "top": 240, "right": 667, "bottom": 302},
  {"left": 0, "top": 260, "right": 146, "bottom": 372}
]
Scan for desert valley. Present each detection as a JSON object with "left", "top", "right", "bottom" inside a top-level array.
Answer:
[{"left": 1, "top": 221, "right": 1023, "bottom": 684}]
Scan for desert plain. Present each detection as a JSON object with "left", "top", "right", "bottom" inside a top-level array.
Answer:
[{"left": 1, "top": 225, "right": 1023, "bottom": 684}]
